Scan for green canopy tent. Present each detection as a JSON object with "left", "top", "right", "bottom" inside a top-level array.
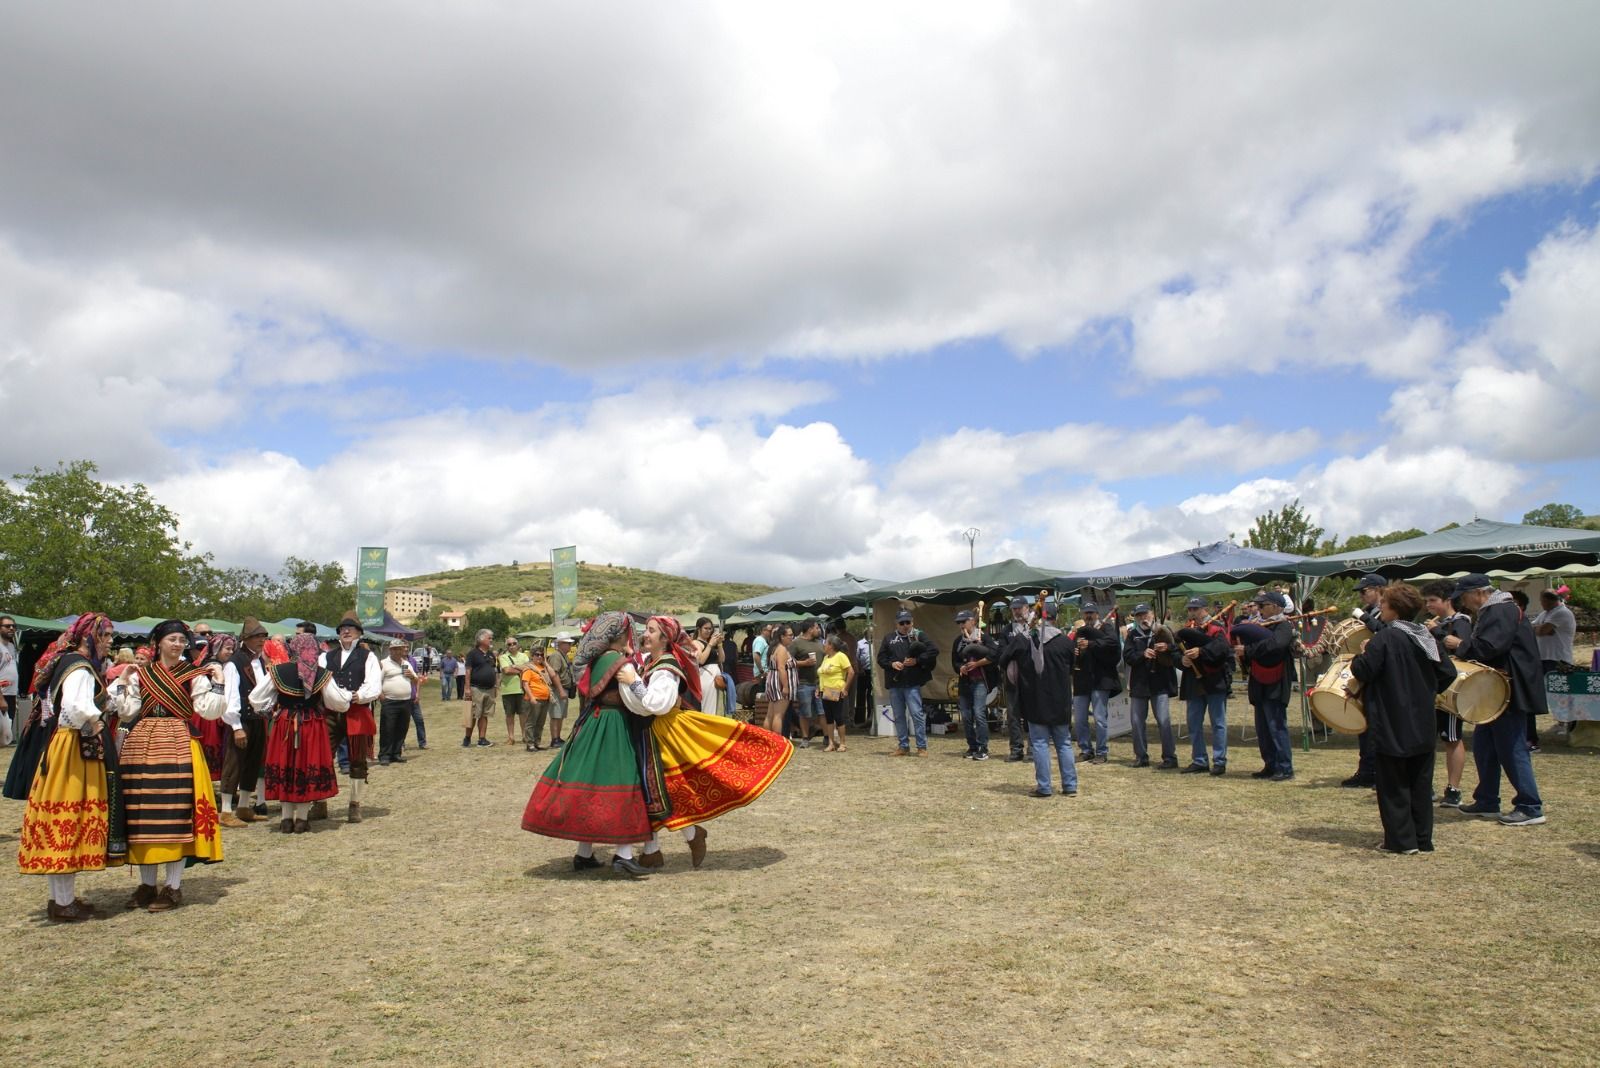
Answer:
[
  {"left": 719, "top": 574, "right": 896, "bottom": 620},
  {"left": 1297, "top": 518, "right": 1600, "bottom": 580}
]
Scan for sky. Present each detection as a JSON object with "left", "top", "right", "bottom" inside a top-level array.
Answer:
[{"left": 2, "top": 2, "right": 1598, "bottom": 587}]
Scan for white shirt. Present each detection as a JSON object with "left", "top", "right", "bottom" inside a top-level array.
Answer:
[
  {"left": 319, "top": 643, "right": 383, "bottom": 704},
  {"left": 222, "top": 656, "right": 266, "bottom": 730},
  {"left": 620, "top": 664, "right": 682, "bottom": 717},
  {"left": 380, "top": 656, "right": 418, "bottom": 700},
  {"left": 111, "top": 668, "right": 226, "bottom": 724},
  {"left": 1532, "top": 602, "right": 1577, "bottom": 664},
  {"left": 0, "top": 637, "right": 18, "bottom": 693}
]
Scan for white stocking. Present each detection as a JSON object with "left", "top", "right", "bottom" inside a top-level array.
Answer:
[
  {"left": 48, "top": 873, "right": 77, "bottom": 906},
  {"left": 615, "top": 844, "right": 635, "bottom": 860},
  {"left": 139, "top": 864, "right": 159, "bottom": 887},
  {"left": 680, "top": 826, "right": 698, "bottom": 844},
  {"left": 348, "top": 779, "right": 364, "bottom": 805},
  {"left": 643, "top": 833, "right": 661, "bottom": 855},
  {"left": 166, "top": 863, "right": 183, "bottom": 890},
  {"left": 576, "top": 842, "right": 595, "bottom": 859}
]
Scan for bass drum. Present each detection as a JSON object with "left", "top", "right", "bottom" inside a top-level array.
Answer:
[
  {"left": 1321, "top": 617, "right": 1371, "bottom": 656},
  {"left": 1436, "top": 660, "right": 1509, "bottom": 726},
  {"left": 1307, "top": 654, "right": 1365, "bottom": 735}
]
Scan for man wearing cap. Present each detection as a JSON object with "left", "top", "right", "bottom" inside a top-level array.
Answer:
[
  {"left": 219, "top": 617, "right": 271, "bottom": 826},
  {"left": 952, "top": 609, "right": 999, "bottom": 759},
  {"left": 1179, "top": 597, "right": 1233, "bottom": 775},
  {"left": 320, "top": 612, "right": 382, "bottom": 822},
  {"left": 877, "top": 609, "right": 938, "bottom": 756},
  {"left": 1443, "top": 574, "right": 1546, "bottom": 825},
  {"left": 1123, "top": 604, "right": 1179, "bottom": 769},
  {"left": 1070, "top": 602, "right": 1122, "bottom": 765},
  {"left": 1341, "top": 574, "right": 1389, "bottom": 789},
  {"left": 547, "top": 632, "right": 576, "bottom": 747},
  {"left": 999, "top": 599, "right": 1077, "bottom": 797},
  {"left": 377, "top": 638, "right": 419, "bottom": 766},
  {"left": 1000, "top": 596, "right": 1035, "bottom": 762},
  {"left": 1236, "top": 591, "right": 1297, "bottom": 781}
]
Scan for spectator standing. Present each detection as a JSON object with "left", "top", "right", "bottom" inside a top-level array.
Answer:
[
  {"left": 408, "top": 646, "right": 428, "bottom": 750},
  {"left": 1000, "top": 597, "right": 1034, "bottom": 762},
  {"left": 1070, "top": 603, "right": 1121, "bottom": 764},
  {"left": 951, "top": 609, "right": 998, "bottom": 760},
  {"left": 463, "top": 630, "right": 498, "bottom": 747},
  {"left": 790, "top": 620, "right": 826, "bottom": 748},
  {"left": 520, "top": 645, "right": 561, "bottom": 751},
  {"left": 752, "top": 624, "right": 773, "bottom": 677},
  {"left": 453, "top": 652, "right": 467, "bottom": 699},
  {"left": 547, "top": 633, "right": 576, "bottom": 747},
  {"left": 1531, "top": 588, "right": 1576, "bottom": 747},
  {"left": 498, "top": 637, "right": 530, "bottom": 745},
  {"left": 763, "top": 625, "right": 795, "bottom": 738},
  {"left": 378, "top": 639, "right": 418, "bottom": 765},
  {"left": 817, "top": 634, "right": 854, "bottom": 752},
  {"left": 439, "top": 651, "right": 458, "bottom": 701},
  {"left": 854, "top": 628, "right": 874, "bottom": 726},
  {"left": 0, "top": 616, "right": 19, "bottom": 745},
  {"left": 1123, "top": 603, "right": 1179, "bottom": 769},
  {"left": 878, "top": 610, "right": 937, "bottom": 757}
]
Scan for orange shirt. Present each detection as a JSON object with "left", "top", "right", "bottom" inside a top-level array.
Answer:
[{"left": 521, "top": 666, "right": 552, "bottom": 700}]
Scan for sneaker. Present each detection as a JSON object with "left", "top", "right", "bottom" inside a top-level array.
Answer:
[
  {"left": 1180, "top": 763, "right": 1209, "bottom": 774},
  {"left": 551, "top": 738, "right": 564, "bottom": 747},
  {"left": 1078, "top": 751, "right": 1095, "bottom": 763},
  {"left": 1005, "top": 753, "right": 1026, "bottom": 763},
  {"left": 1458, "top": 800, "right": 1501, "bottom": 818},
  {"left": 1064, "top": 787, "right": 1078, "bottom": 797},
  {"left": 1439, "top": 787, "right": 1462, "bottom": 809},
  {"left": 1498, "top": 809, "right": 1546, "bottom": 827},
  {"left": 476, "top": 738, "right": 493, "bottom": 747},
  {"left": 1269, "top": 771, "right": 1295, "bottom": 782},
  {"left": 799, "top": 739, "right": 811, "bottom": 749},
  {"left": 461, "top": 736, "right": 472, "bottom": 748},
  {"left": 1091, "top": 754, "right": 1107, "bottom": 765},
  {"left": 974, "top": 751, "right": 989, "bottom": 761},
  {"left": 1527, "top": 742, "right": 1540, "bottom": 753},
  {"left": 1131, "top": 757, "right": 1150, "bottom": 768},
  {"left": 963, "top": 750, "right": 977, "bottom": 760}
]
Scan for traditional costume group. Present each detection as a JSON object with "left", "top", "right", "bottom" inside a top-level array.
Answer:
[{"left": 522, "top": 612, "right": 792, "bottom": 875}]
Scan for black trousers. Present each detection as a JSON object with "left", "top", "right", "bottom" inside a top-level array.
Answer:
[
  {"left": 220, "top": 712, "right": 268, "bottom": 795},
  {"left": 378, "top": 698, "right": 412, "bottom": 761},
  {"left": 1355, "top": 727, "right": 1375, "bottom": 778},
  {"left": 853, "top": 668, "right": 873, "bottom": 725},
  {"left": 1375, "top": 750, "right": 1435, "bottom": 851}
]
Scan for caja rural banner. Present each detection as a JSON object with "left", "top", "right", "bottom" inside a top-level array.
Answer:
[
  {"left": 551, "top": 545, "right": 578, "bottom": 622},
  {"left": 356, "top": 546, "right": 388, "bottom": 629}
]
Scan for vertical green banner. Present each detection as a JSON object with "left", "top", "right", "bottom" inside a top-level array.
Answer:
[
  {"left": 551, "top": 545, "right": 578, "bottom": 621},
  {"left": 356, "top": 546, "right": 388, "bottom": 628}
]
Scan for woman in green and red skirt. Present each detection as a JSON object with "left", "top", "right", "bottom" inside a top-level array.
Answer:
[{"left": 521, "top": 611, "right": 653, "bottom": 877}]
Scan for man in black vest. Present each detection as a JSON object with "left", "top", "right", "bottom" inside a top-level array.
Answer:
[
  {"left": 219, "top": 617, "right": 271, "bottom": 827},
  {"left": 320, "top": 612, "right": 382, "bottom": 822}
]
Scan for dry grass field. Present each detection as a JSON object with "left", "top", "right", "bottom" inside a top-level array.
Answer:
[{"left": 2, "top": 690, "right": 1597, "bottom": 1067}]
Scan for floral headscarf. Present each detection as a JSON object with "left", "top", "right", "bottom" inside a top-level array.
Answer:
[
  {"left": 287, "top": 632, "right": 321, "bottom": 690},
  {"left": 30, "top": 612, "right": 113, "bottom": 695},
  {"left": 649, "top": 615, "right": 703, "bottom": 708},
  {"left": 574, "top": 611, "right": 633, "bottom": 698}
]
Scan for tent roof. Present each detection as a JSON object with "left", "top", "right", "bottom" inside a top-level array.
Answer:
[
  {"left": 864, "top": 559, "right": 1069, "bottom": 606},
  {"left": 1055, "top": 540, "right": 1308, "bottom": 592},
  {"left": 720, "top": 574, "right": 896, "bottom": 619},
  {"left": 1, "top": 611, "right": 70, "bottom": 635},
  {"left": 368, "top": 610, "right": 424, "bottom": 640},
  {"left": 1298, "top": 519, "right": 1600, "bottom": 579},
  {"left": 274, "top": 617, "right": 337, "bottom": 639}
]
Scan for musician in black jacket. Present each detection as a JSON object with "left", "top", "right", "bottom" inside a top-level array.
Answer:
[
  {"left": 1342, "top": 573, "right": 1388, "bottom": 789},
  {"left": 1350, "top": 583, "right": 1457, "bottom": 853},
  {"left": 877, "top": 610, "right": 939, "bottom": 756},
  {"left": 1123, "top": 604, "right": 1178, "bottom": 769},
  {"left": 1178, "top": 597, "right": 1232, "bottom": 775},
  {"left": 1422, "top": 581, "right": 1473, "bottom": 808},
  {"left": 951, "top": 610, "right": 999, "bottom": 760},
  {"left": 1443, "top": 574, "right": 1546, "bottom": 826},
  {"left": 1070, "top": 602, "right": 1121, "bottom": 764},
  {"left": 1236, "top": 590, "right": 1297, "bottom": 781},
  {"left": 998, "top": 601, "right": 1077, "bottom": 797}
]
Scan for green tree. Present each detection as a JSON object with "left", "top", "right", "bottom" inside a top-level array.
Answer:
[
  {"left": 276, "top": 556, "right": 354, "bottom": 627},
  {"left": 1318, "top": 528, "right": 1425, "bottom": 556},
  {"left": 1243, "top": 498, "right": 1324, "bottom": 556},
  {"left": 464, "top": 606, "right": 514, "bottom": 640},
  {"left": 0, "top": 461, "right": 204, "bottom": 618},
  {"left": 1522, "top": 502, "right": 1585, "bottom": 528}
]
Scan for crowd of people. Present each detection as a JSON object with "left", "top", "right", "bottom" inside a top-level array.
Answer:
[{"left": 0, "top": 570, "right": 1579, "bottom": 918}]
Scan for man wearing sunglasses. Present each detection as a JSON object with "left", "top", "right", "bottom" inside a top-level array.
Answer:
[{"left": 0, "top": 617, "right": 18, "bottom": 744}]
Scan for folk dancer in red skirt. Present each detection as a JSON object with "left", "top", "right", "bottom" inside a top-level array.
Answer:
[
  {"left": 255, "top": 632, "right": 346, "bottom": 833},
  {"left": 15, "top": 612, "right": 129, "bottom": 922},
  {"left": 319, "top": 612, "right": 381, "bottom": 823},
  {"left": 114, "top": 619, "right": 227, "bottom": 912}
]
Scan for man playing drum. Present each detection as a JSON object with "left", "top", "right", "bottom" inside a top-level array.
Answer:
[
  {"left": 1443, "top": 574, "right": 1546, "bottom": 827},
  {"left": 1422, "top": 581, "right": 1473, "bottom": 809}
]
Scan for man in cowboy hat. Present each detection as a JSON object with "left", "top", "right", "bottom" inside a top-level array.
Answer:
[
  {"left": 320, "top": 611, "right": 382, "bottom": 822},
  {"left": 219, "top": 616, "right": 272, "bottom": 826}
]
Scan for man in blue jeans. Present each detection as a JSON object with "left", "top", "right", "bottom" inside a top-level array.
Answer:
[
  {"left": 877, "top": 609, "right": 938, "bottom": 756},
  {"left": 1070, "top": 602, "right": 1121, "bottom": 764},
  {"left": 951, "top": 609, "right": 999, "bottom": 759},
  {"left": 1123, "top": 603, "right": 1178, "bottom": 769},
  {"left": 1178, "top": 597, "right": 1232, "bottom": 775},
  {"left": 1237, "top": 590, "right": 1297, "bottom": 781},
  {"left": 999, "top": 600, "right": 1077, "bottom": 796},
  {"left": 1444, "top": 574, "right": 1546, "bottom": 826},
  {"left": 789, "top": 619, "right": 827, "bottom": 747}
]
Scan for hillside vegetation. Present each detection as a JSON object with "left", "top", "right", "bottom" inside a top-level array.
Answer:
[{"left": 392, "top": 561, "right": 776, "bottom": 617}]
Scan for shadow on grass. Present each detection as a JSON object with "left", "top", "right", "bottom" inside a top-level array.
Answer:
[
  {"left": 1285, "top": 825, "right": 1373, "bottom": 850},
  {"left": 30, "top": 871, "right": 253, "bottom": 925},
  {"left": 981, "top": 782, "right": 1063, "bottom": 799},
  {"left": 523, "top": 846, "right": 788, "bottom": 880},
  {"left": 1570, "top": 843, "right": 1600, "bottom": 861}
]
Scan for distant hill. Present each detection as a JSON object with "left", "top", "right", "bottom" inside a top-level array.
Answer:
[{"left": 391, "top": 561, "right": 777, "bottom": 619}]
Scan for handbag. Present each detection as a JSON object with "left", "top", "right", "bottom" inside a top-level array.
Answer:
[{"left": 820, "top": 687, "right": 846, "bottom": 702}]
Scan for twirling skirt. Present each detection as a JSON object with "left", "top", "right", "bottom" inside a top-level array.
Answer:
[
  {"left": 263, "top": 712, "right": 339, "bottom": 803},
  {"left": 17, "top": 728, "right": 122, "bottom": 874},
  {"left": 522, "top": 707, "right": 651, "bottom": 845},
  {"left": 3, "top": 711, "right": 52, "bottom": 801},
  {"left": 648, "top": 710, "right": 791, "bottom": 831},
  {"left": 120, "top": 716, "right": 224, "bottom": 867}
]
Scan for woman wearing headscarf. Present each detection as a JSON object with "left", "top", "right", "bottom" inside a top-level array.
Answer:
[
  {"left": 113, "top": 618, "right": 228, "bottom": 911},
  {"left": 255, "top": 632, "right": 347, "bottom": 834},
  {"left": 630, "top": 615, "right": 792, "bottom": 870},
  {"left": 15, "top": 612, "right": 131, "bottom": 921},
  {"left": 193, "top": 632, "right": 236, "bottom": 791},
  {"left": 521, "top": 611, "right": 654, "bottom": 876}
]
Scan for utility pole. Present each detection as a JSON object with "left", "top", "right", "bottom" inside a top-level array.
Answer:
[{"left": 961, "top": 527, "right": 981, "bottom": 570}]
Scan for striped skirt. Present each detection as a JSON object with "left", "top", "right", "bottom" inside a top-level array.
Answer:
[{"left": 120, "top": 715, "right": 223, "bottom": 867}]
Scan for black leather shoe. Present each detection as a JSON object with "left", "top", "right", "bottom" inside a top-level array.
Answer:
[
  {"left": 1269, "top": 771, "right": 1295, "bottom": 782},
  {"left": 1251, "top": 767, "right": 1273, "bottom": 779},
  {"left": 1340, "top": 774, "right": 1376, "bottom": 788},
  {"left": 572, "top": 853, "right": 603, "bottom": 871},
  {"left": 611, "top": 855, "right": 650, "bottom": 877},
  {"left": 1131, "top": 757, "right": 1150, "bottom": 768},
  {"left": 1005, "top": 753, "right": 1026, "bottom": 762},
  {"left": 1157, "top": 758, "right": 1179, "bottom": 770},
  {"left": 1180, "top": 763, "right": 1209, "bottom": 774},
  {"left": 1209, "top": 763, "right": 1227, "bottom": 776}
]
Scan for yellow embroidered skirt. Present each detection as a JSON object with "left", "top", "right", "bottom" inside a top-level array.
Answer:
[
  {"left": 649, "top": 709, "right": 791, "bottom": 831},
  {"left": 121, "top": 716, "right": 223, "bottom": 867},
  {"left": 17, "top": 728, "right": 116, "bottom": 875}
]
